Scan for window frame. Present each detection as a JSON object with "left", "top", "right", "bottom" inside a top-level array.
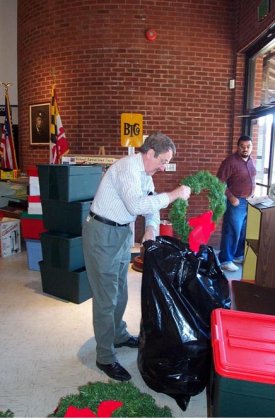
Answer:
[{"left": 242, "top": 24, "right": 275, "bottom": 196}]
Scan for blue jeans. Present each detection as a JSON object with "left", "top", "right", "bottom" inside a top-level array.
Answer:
[{"left": 219, "top": 198, "right": 248, "bottom": 264}]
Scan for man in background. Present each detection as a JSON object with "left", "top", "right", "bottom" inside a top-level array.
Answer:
[
  {"left": 217, "top": 135, "right": 256, "bottom": 272},
  {"left": 82, "top": 131, "right": 191, "bottom": 381}
]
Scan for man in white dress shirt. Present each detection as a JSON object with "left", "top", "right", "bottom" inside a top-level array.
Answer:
[{"left": 82, "top": 131, "right": 191, "bottom": 381}]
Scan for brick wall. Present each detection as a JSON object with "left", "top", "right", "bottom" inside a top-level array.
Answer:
[{"left": 17, "top": 0, "right": 275, "bottom": 245}]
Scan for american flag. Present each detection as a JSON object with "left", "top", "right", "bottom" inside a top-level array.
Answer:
[
  {"left": 50, "top": 83, "right": 69, "bottom": 164},
  {"left": 0, "top": 87, "right": 18, "bottom": 169}
]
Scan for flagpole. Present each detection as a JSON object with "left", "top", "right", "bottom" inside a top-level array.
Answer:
[
  {"left": 50, "top": 71, "right": 56, "bottom": 164},
  {"left": 0, "top": 81, "right": 18, "bottom": 170},
  {"left": 0, "top": 82, "right": 12, "bottom": 89},
  {"left": 49, "top": 73, "right": 69, "bottom": 165},
  {"left": 49, "top": 84, "right": 51, "bottom": 165}
]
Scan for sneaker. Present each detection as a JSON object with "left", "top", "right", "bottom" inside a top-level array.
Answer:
[
  {"left": 233, "top": 257, "right": 244, "bottom": 264},
  {"left": 221, "top": 262, "right": 239, "bottom": 272}
]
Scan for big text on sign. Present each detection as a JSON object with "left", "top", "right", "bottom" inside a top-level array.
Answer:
[{"left": 121, "top": 113, "right": 143, "bottom": 147}]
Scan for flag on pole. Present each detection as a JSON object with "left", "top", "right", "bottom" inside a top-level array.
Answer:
[
  {"left": 50, "top": 83, "right": 69, "bottom": 164},
  {"left": 0, "top": 87, "right": 18, "bottom": 169}
]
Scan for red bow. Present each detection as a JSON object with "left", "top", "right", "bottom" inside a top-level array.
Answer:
[
  {"left": 188, "top": 210, "right": 216, "bottom": 252},
  {"left": 64, "top": 401, "right": 123, "bottom": 417}
]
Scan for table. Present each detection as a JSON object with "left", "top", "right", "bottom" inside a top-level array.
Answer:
[{"left": 231, "top": 280, "right": 275, "bottom": 315}]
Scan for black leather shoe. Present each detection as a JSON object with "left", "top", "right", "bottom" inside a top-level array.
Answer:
[
  {"left": 96, "top": 361, "right": 131, "bottom": 381},
  {"left": 114, "top": 336, "right": 139, "bottom": 348}
]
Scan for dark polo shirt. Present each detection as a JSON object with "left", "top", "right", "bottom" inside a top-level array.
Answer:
[{"left": 217, "top": 152, "right": 256, "bottom": 200}]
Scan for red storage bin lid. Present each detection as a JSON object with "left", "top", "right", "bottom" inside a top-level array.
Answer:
[
  {"left": 211, "top": 308, "right": 275, "bottom": 385},
  {"left": 27, "top": 166, "right": 38, "bottom": 177}
]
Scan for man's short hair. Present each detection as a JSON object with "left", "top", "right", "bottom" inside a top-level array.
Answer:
[
  {"left": 238, "top": 135, "right": 252, "bottom": 145},
  {"left": 140, "top": 131, "right": 176, "bottom": 157}
]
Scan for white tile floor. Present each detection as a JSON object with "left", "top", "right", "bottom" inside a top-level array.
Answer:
[{"left": 0, "top": 249, "right": 241, "bottom": 418}]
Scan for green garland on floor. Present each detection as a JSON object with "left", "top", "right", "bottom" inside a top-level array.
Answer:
[
  {"left": 0, "top": 381, "right": 172, "bottom": 418},
  {"left": 0, "top": 410, "right": 13, "bottom": 418},
  {"left": 49, "top": 381, "right": 172, "bottom": 417},
  {"left": 169, "top": 170, "right": 226, "bottom": 242}
]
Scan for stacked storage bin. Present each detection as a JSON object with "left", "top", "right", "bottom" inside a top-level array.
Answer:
[
  {"left": 209, "top": 308, "right": 275, "bottom": 417},
  {"left": 21, "top": 212, "right": 47, "bottom": 270},
  {"left": 21, "top": 166, "right": 47, "bottom": 270},
  {"left": 38, "top": 164, "right": 103, "bottom": 304},
  {"left": 27, "top": 166, "right": 43, "bottom": 215}
]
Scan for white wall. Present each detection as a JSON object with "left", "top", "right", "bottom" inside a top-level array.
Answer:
[{"left": 0, "top": 0, "right": 18, "bottom": 123}]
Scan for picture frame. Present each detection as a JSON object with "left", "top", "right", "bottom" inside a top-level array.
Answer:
[{"left": 29, "top": 102, "right": 50, "bottom": 145}]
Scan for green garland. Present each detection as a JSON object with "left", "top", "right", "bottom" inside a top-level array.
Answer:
[{"left": 169, "top": 170, "right": 226, "bottom": 242}]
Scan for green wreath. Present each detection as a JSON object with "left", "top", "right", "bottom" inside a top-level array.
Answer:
[{"left": 169, "top": 170, "right": 226, "bottom": 242}]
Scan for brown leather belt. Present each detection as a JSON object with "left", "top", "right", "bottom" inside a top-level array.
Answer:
[{"left": 90, "top": 211, "right": 129, "bottom": 227}]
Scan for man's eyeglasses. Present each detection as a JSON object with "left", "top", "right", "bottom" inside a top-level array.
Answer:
[{"left": 155, "top": 156, "right": 170, "bottom": 165}]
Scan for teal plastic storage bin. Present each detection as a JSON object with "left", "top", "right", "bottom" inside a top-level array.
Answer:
[
  {"left": 209, "top": 308, "right": 275, "bottom": 417},
  {"left": 25, "top": 239, "right": 42, "bottom": 271},
  {"left": 40, "top": 232, "right": 84, "bottom": 271},
  {"left": 39, "top": 261, "right": 92, "bottom": 304},
  {"left": 37, "top": 164, "right": 103, "bottom": 202},
  {"left": 41, "top": 199, "right": 92, "bottom": 235}
]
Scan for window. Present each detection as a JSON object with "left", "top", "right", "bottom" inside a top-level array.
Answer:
[
  {"left": 244, "top": 24, "right": 275, "bottom": 197},
  {"left": 250, "top": 114, "right": 274, "bottom": 196},
  {"left": 247, "top": 39, "right": 275, "bottom": 110}
]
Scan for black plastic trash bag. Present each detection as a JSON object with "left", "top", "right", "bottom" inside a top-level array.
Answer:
[{"left": 137, "top": 236, "right": 231, "bottom": 411}]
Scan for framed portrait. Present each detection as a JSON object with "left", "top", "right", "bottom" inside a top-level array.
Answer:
[{"left": 30, "top": 103, "right": 50, "bottom": 145}]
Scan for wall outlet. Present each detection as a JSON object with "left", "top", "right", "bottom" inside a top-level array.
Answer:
[
  {"left": 229, "top": 79, "right": 235, "bottom": 89},
  {"left": 165, "top": 163, "right": 176, "bottom": 171}
]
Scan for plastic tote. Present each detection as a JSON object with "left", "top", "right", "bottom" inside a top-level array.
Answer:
[{"left": 210, "top": 308, "right": 275, "bottom": 417}]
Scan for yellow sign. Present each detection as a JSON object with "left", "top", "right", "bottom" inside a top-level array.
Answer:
[{"left": 121, "top": 113, "right": 143, "bottom": 147}]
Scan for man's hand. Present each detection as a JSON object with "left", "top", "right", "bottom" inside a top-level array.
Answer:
[
  {"left": 230, "top": 196, "right": 239, "bottom": 206},
  {"left": 167, "top": 185, "right": 191, "bottom": 203}
]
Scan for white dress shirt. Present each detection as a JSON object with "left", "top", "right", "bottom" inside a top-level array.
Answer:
[{"left": 91, "top": 152, "right": 170, "bottom": 230}]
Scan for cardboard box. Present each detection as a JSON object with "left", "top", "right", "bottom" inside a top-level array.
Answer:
[{"left": 0, "top": 217, "right": 21, "bottom": 257}]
